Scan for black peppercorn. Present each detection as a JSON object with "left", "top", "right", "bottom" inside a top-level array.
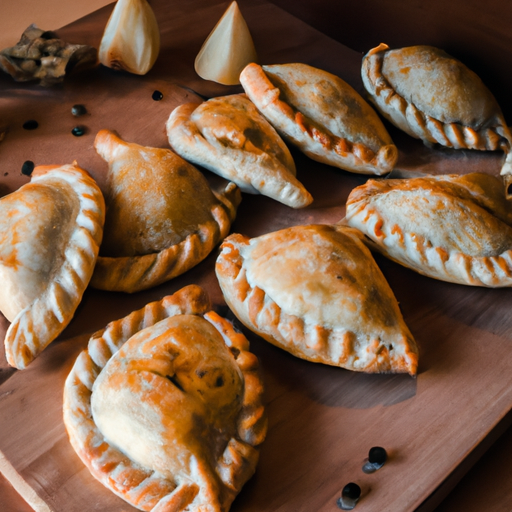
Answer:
[
  {"left": 71, "top": 104, "right": 87, "bottom": 117},
  {"left": 152, "top": 90, "right": 163, "bottom": 101},
  {"left": 21, "top": 160, "right": 35, "bottom": 176},
  {"left": 71, "top": 126, "right": 86, "bottom": 137},
  {"left": 23, "top": 120, "right": 38, "bottom": 130},
  {"left": 337, "top": 482, "right": 361, "bottom": 510}
]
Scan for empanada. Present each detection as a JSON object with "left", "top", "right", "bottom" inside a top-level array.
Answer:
[
  {"left": 345, "top": 172, "right": 512, "bottom": 286},
  {"left": 166, "top": 94, "right": 313, "bottom": 208},
  {"left": 91, "top": 130, "right": 241, "bottom": 293},
  {"left": 361, "top": 44, "right": 512, "bottom": 194},
  {"left": 239, "top": 62, "right": 398, "bottom": 175},
  {"left": 63, "top": 285, "right": 266, "bottom": 512},
  {"left": 216, "top": 224, "right": 418, "bottom": 374},
  {"left": 0, "top": 163, "right": 105, "bottom": 369}
]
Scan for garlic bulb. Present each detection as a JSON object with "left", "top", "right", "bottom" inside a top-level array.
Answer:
[
  {"left": 195, "top": 1, "right": 258, "bottom": 85},
  {"left": 99, "top": 0, "right": 160, "bottom": 75}
]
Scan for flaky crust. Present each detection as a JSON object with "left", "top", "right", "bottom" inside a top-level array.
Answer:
[
  {"left": 166, "top": 94, "right": 313, "bottom": 208},
  {"left": 345, "top": 172, "right": 512, "bottom": 286},
  {"left": 240, "top": 62, "right": 398, "bottom": 175},
  {"left": 0, "top": 163, "right": 105, "bottom": 369},
  {"left": 362, "top": 44, "right": 512, "bottom": 163},
  {"left": 63, "top": 285, "right": 267, "bottom": 512},
  {"left": 216, "top": 225, "right": 418, "bottom": 374},
  {"left": 90, "top": 130, "right": 241, "bottom": 293}
]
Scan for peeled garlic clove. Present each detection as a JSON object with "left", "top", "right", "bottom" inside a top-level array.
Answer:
[
  {"left": 99, "top": 0, "right": 160, "bottom": 75},
  {"left": 195, "top": 1, "right": 257, "bottom": 85}
]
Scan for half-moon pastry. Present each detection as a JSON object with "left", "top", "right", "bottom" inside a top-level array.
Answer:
[
  {"left": 0, "top": 163, "right": 105, "bottom": 369},
  {"left": 91, "top": 129, "right": 241, "bottom": 293},
  {"left": 166, "top": 94, "right": 313, "bottom": 208},
  {"left": 240, "top": 62, "right": 398, "bottom": 175},
  {"left": 345, "top": 172, "right": 512, "bottom": 287},
  {"left": 64, "top": 284, "right": 267, "bottom": 512},
  {"left": 216, "top": 224, "right": 418, "bottom": 374},
  {"left": 361, "top": 44, "right": 512, "bottom": 195}
]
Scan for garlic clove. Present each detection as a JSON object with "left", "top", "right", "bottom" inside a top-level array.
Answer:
[
  {"left": 195, "top": 1, "right": 257, "bottom": 85},
  {"left": 99, "top": 0, "right": 160, "bottom": 75}
]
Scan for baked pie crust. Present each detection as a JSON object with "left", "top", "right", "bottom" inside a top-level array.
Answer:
[
  {"left": 90, "top": 130, "right": 241, "bottom": 293},
  {"left": 216, "top": 224, "right": 418, "bottom": 374},
  {"left": 240, "top": 62, "right": 398, "bottom": 175},
  {"left": 0, "top": 163, "right": 105, "bottom": 369},
  {"left": 63, "top": 284, "right": 267, "bottom": 512},
  {"left": 361, "top": 44, "right": 512, "bottom": 195},
  {"left": 166, "top": 94, "right": 313, "bottom": 208},
  {"left": 345, "top": 172, "right": 512, "bottom": 286}
]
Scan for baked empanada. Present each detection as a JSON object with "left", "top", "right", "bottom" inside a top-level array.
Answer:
[
  {"left": 63, "top": 284, "right": 266, "bottom": 512},
  {"left": 91, "top": 130, "right": 241, "bottom": 293},
  {"left": 345, "top": 172, "right": 512, "bottom": 286},
  {"left": 239, "top": 62, "right": 398, "bottom": 175},
  {"left": 0, "top": 163, "right": 105, "bottom": 369},
  {"left": 361, "top": 44, "right": 512, "bottom": 194},
  {"left": 216, "top": 224, "right": 418, "bottom": 374},
  {"left": 166, "top": 94, "right": 312, "bottom": 208}
]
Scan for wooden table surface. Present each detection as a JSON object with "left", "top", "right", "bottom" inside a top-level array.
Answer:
[{"left": 1, "top": 1, "right": 512, "bottom": 511}]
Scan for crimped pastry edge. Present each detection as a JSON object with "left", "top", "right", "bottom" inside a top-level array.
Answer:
[{"left": 63, "top": 284, "right": 267, "bottom": 512}]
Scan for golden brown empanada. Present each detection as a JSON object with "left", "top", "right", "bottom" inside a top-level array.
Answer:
[
  {"left": 361, "top": 44, "right": 512, "bottom": 194},
  {"left": 166, "top": 94, "right": 312, "bottom": 208},
  {"left": 345, "top": 172, "right": 512, "bottom": 286},
  {"left": 216, "top": 224, "right": 418, "bottom": 374},
  {"left": 0, "top": 163, "right": 105, "bottom": 369},
  {"left": 63, "top": 284, "right": 266, "bottom": 512},
  {"left": 91, "top": 130, "right": 241, "bottom": 293},
  {"left": 239, "top": 62, "right": 398, "bottom": 175}
]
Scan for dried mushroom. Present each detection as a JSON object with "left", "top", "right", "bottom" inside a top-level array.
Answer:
[{"left": 0, "top": 24, "right": 97, "bottom": 86}]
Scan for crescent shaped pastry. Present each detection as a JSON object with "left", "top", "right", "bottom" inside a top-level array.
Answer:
[
  {"left": 361, "top": 44, "right": 512, "bottom": 194},
  {"left": 215, "top": 224, "right": 418, "bottom": 374},
  {"left": 345, "top": 172, "right": 512, "bottom": 287},
  {"left": 166, "top": 94, "right": 313, "bottom": 208},
  {"left": 239, "top": 62, "right": 398, "bottom": 175},
  {"left": 0, "top": 163, "right": 105, "bottom": 369},
  {"left": 90, "top": 130, "right": 242, "bottom": 293},
  {"left": 63, "top": 284, "right": 267, "bottom": 512}
]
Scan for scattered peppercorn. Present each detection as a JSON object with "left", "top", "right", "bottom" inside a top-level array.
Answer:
[
  {"left": 23, "top": 120, "right": 38, "bottom": 130},
  {"left": 71, "top": 104, "right": 87, "bottom": 117},
  {"left": 21, "top": 160, "right": 35, "bottom": 176},
  {"left": 71, "top": 126, "right": 86, "bottom": 137},
  {"left": 152, "top": 90, "right": 163, "bottom": 101}
]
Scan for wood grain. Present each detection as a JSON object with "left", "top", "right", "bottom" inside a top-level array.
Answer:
[{"left": 1, "top": 1, "right": 512, "bottom": 511}]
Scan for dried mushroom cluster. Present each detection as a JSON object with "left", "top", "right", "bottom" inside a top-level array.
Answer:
[{"left": 0, "top": 24, "right": 97, "bottom": 86}]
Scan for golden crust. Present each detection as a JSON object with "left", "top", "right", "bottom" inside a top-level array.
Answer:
[
  {"left": 63, "top": 285, "right": 267, "bottom": 512},
  {"left": 215, "top": 225, "right": 418, "bottom": 374},
  {"left": 345, "top": 172, "right": 512, "bottom": 286},
  {"left": 90, "top": 130, "right": 241, "bottom": 293},
  {"left": 0, "top": 163, "right": 105, "bottom": 369},
  {"left": 361, "top": 44, "right": 512, "bottom": 152},
  {"left": 240, "top": 62, "right": 398, "bottom": 175},
  {"left": 166, "top": 94, "right": 313, "bottom": 208}
]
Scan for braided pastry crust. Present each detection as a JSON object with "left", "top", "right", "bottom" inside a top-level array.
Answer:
[
  {"left": 240, "top": 63, "right": 398, "bottom": 176},
  {"left": 216, "top": 225, "right": 418, "bottom": 374},
  {"left": 0, "top": 163, "right": 105, "bottom": 369},
  {"left": 63, "top": 285, "right": 267, "bottom": 512},
  {"left": 345, "top": 172, "right": 512, "bottom": 286},
  {"left": 90, "top": 130, "right": 241, "bottom": 293}
]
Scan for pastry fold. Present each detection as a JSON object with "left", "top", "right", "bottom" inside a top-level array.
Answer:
[
  {"left": 91, "top": 130, "right": 241, "bottom": 292},
  {"left": 167, "top": 94, "right": 312, "bottom": 208},
  {"left": 345, "top": 172, "right": 512, "bottom": 286},
  {"left": 0, "top": 163, "right": 105, "bottom": 369},
  {"left": 63, "top": 285, "right": 267, "bottom": 512},
  {"left": 240, "top": 62, "right": 398, "bottom": 175},
  {"left": 216, "top": 224, "right": 418, "bottom": 374},
  {"left": 361, "top": 44, "right": 512, "bottom": 196}
]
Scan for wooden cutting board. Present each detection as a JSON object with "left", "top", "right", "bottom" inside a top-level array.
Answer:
[{"left": 1, "top": 1, "right": 512, "bottom": 511}]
